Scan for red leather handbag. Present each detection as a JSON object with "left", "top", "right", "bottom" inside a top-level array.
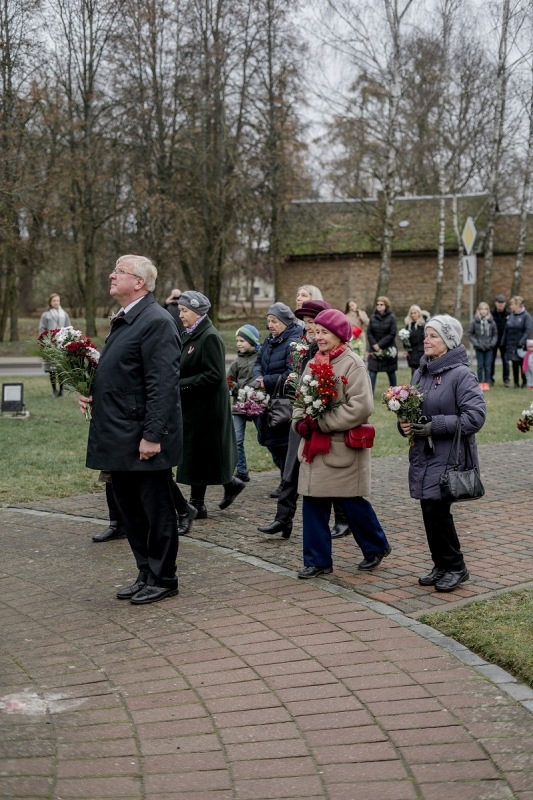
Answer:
[{"left": 344, "top": 424, "right": 376, "bottom": 449}]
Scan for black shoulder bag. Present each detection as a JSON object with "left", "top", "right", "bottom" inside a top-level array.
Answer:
[
  {"left": 266, "top": 376, "right": 292, "bottom": 429},
  {"left": 439, "top": 420, "right": 485, "bottom": 503}
]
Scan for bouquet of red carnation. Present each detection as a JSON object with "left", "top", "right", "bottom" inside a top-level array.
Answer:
[
  {"left": 289, "top": 361, "right": 347, "bottom": 419},
  {"left": 35, "top": 327, "right": 100, "bottom": 419},
  {"left": 517, "top": 401, "right": 533, "bottom": 432}
]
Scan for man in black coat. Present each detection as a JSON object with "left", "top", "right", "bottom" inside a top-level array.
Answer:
[
  {"left": 490, "top": 294, "right": 510, "bottom": 386},
  {"left": 79, "top": 255, "right": 182, "bottom": 604}
]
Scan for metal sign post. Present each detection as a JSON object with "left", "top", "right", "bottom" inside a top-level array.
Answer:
[{"left": 461, "top": 217, "right": 477, "bottom": 322}]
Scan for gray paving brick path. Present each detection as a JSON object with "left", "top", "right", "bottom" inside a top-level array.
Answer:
[{"left": 2, "top": 440, "right": 533, "bottom": 798}]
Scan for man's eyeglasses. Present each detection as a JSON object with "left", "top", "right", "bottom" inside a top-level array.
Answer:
[{"left": 112, "top": 268, "right": 139, "bottom": 277}]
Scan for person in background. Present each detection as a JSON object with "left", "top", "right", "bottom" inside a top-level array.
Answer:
[
  {"left": 176, "top": 291, "right": 244, "bottom": 522},
  {"left": 468, "top": 302, "right": 497, "bottom": 390},
  {"left": 345, "top": 299, "right": 369, "bottom": 355},
  {"left": 403, "top": 305, "right": 429, "bottom": 375},
  {"left": 227, "top": 324, "right": 261, "bottom": 482},
  {"left": 39, "top": 293, "right": 72, "bottom": 397},
  {"left": 490, "top": 294, "right": 510, "bottom": 386},
  {"left": 293, "top": 308, "right": 390, "bottom": 579},
  {"left": 295, "top": 285, "right": 323, "bottom": 309},
  {"left": 253, "top": 302, "right": 301, "bottom": 498},
  {"left": 522, "top": 340, "right": 533, "bottom": 388},
  {"left": 163, "top": 288, "right": 185, "bottom": 333},
  {"left": 503, "top": 296, "right": 533, "bottom": 388},
  {"left": 398, "top": 315, "right": 486, "bottom": 593},
  {"left": 367, "top": 296, "right": 398, "bottom": 394}
]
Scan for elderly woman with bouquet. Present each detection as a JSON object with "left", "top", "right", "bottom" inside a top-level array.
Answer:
[
  {"left": 397, "top": 315, "right": 486, "bottom": 592},
  {"left": 292, "top": 308, "right": 390, "bottom": 579}
]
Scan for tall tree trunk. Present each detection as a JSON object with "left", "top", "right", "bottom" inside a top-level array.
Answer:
[{"left": 483, "top": 0, "right": 510, "bottom": 300}]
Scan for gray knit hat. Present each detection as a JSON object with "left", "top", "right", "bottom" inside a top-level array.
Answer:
[
  {"left": 267, "top": 302, "right": 296, "bottom": 327},
  {"left": 425, "top": 314, "right": 463, "bottom": 349},
  {"left": 178, "top": 291, "right": 211, "bottom": 315}
]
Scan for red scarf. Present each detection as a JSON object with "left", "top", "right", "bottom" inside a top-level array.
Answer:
[{"left": 302, "top": 344, "right": 347, "bottom": 462}]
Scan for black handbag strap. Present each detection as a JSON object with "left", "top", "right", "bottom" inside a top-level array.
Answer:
[
  {"left": 446, "top": 419, "right": 475, "bottom": 470},
  {"left": 271, "top": 375, "right": 283, "bottom": 399}
]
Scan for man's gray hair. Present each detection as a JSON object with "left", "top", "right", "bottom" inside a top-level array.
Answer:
[{"left": 116, "top": 254, "right": 157, "bottom": 292}]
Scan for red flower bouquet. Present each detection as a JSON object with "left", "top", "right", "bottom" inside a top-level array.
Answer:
[
  {"left": 290, "top": 361, "right": 346, "bottom": 419},
  {"left": 517, "top": 401, "right": 533, "bottom": 432},
  {"left": 35, "top": 327, "right": 100, "bottom": 418}
]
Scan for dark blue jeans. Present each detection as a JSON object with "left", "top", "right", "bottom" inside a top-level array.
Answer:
[{"left": 475, "top": 349, "right": 492, "bottom": 383}]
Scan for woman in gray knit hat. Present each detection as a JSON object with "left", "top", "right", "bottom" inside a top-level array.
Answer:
[
  {"left": 398, "top": 315, "right": 486, "bottom": 593},
  {"left": 173, "top": 292, "right": 245, "bottom": 531}
]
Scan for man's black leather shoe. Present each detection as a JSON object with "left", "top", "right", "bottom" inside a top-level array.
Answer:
[
  {"left": 357, "top": 546, "right": 391, "bottom": 571},
  {"left": 116, "top": 580, "right": 146, "bottom": 600},
  {"left": 235, "top": 471, "right": 250, "bottom": 482},
  {"left": 298, "top": 565, "right": 333, "bottom": 579},
  {"left": 178, "top": 503, "right": 198, "bottom": 535},
  {"left": 331, "top": 523, "right": 350, "bottom": 539},
  {"left": 269, "top": 485, "right": 282, "bottom": 498},
  {"left": 435, "top": 568, "right": 469, "bottom": 593},
  {"left": 93, "top": 524, "right": 126, "bottom": 543},
  {"left": 257, "top": 520, "right": 292, "bottom": 539},
  {"left": 219, "top": 477, "right": 245, "bottom": 510},
  {"left": 130, "top": 585, "right": 179, "bottom": 604},
  {"left": 418, "top": 567, "right": 446, "bottom": 586}
]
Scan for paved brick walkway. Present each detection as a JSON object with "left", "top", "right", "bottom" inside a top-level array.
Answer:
[{"left": 2, "top": 440, "right": 533, "bottom": 799}]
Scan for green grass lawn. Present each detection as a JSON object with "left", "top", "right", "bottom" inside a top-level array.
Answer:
[{"left": 421, "top": 590, "right": 533, "bottom": 689}]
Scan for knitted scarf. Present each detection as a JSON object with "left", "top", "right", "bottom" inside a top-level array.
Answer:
[{"left": 302, "top": 344, "right": 347, "bottom": 462}]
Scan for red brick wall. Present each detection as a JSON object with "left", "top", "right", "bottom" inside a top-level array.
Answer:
[{"left": 281, "top": 253, "right": 533, "bottom": 318}]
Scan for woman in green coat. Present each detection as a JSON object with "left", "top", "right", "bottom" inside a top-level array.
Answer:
[{"left": 175, "top": 292, "right": 244, "bottom": 528}]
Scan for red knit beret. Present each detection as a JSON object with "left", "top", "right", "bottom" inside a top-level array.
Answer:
[{"left": 313, "top": 309, "right": 353, "bottom": 344}]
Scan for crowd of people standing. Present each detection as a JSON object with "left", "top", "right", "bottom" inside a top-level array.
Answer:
[{"left": 35, "top": 268, "right": 529, "bottom": 604}]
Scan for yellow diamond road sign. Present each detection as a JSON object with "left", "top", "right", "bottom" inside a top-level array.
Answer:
[{"left": 462, "top": 217, "right": 477, "bottom": 255}]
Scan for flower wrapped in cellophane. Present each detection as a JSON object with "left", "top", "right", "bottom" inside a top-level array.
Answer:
[
  {"left": 34, "top": 327, "right": 100, "bottom": 418},
  {"left": 382, "top": 384, "right": 424, "bottom": 443},
  {"left": 232, "top": 385, "right": 270, "bottom": 417}
]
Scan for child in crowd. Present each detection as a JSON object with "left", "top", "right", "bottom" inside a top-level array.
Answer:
[
  {"left": 227, "top": 325, "right": 261, "bottom": 481},
  {"left": 522, "top": 340, "right": 533, "bottom": 388},
  {"left": 468, "top": 302, "right": 498, "bottom": 390}
]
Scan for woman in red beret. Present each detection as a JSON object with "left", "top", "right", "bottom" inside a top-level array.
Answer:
[{"left": 292, "top": 308, "right": 390, "bottom": 578}]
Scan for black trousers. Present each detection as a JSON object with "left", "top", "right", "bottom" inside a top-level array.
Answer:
[
  {"left": 111, "top": 469, "right": 179, "bottom": 589},
  {"left": 490, "top": 344, "right": 509, "bottom": 383},
  {"left": 420, "top": 498, "right": 465, "bottom": 571}
]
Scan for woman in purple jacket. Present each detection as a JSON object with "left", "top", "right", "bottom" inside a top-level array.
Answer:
[{"left": 399, "top": 315, "right": 486, "bottom": 593}]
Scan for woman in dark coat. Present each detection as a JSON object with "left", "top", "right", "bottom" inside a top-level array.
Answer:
[
  {"left": 367, "top": 296, "right": 398, "bottom": 394},
  {"left": 253, "top": 302, "right": 301, "bottom": 493},
  {"left": 503, "top": 296, "right": 533, "bottom": 388},
  {"left": 399, "top": 315, "right": 486, "bottom": 593},
  {"left": 175, "top": 291, "right": 243, "bottom": 526}
]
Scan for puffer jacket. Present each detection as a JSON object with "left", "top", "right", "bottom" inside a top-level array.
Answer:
[
  {"left": 253, "top": 322, "right": 301, "bottom": 448},
  {"left": 252, "top": 323, "right": 301, "bottom": 394},
  {"left": 468, "top": 315, "right": 498, "bottom": 351},
  {"left": 503, "top": 309, "right": 533, "bottom": 362},
  {"left": 407, "top": 345, "right": 486, "bottom": 500},
  {"left": 227, "top": 350, "right": 259, "bottom": 413}
]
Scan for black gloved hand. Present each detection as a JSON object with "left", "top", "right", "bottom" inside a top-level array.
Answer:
[{"left": 411, "top": 420, "right": 433, "bottom": 437}]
